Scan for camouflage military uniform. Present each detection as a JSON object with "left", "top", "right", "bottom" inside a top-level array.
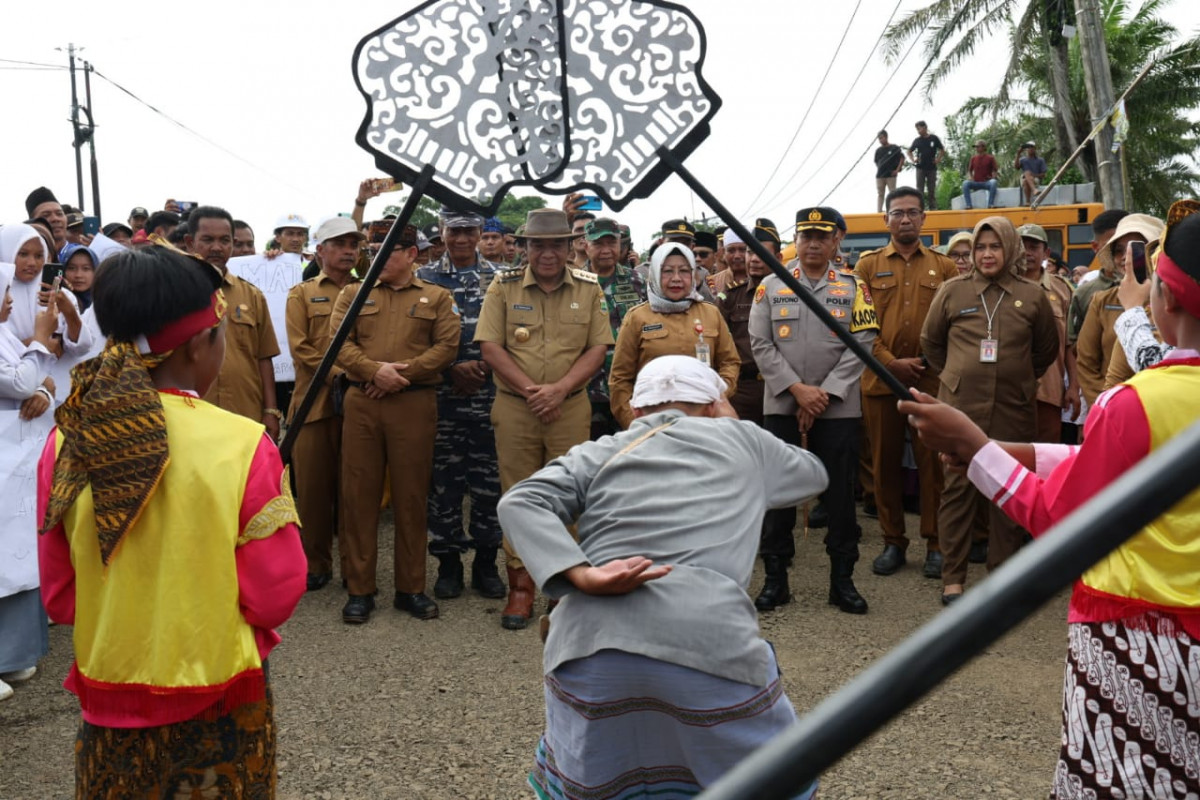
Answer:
[
  {"left": 416, "top": 251, "right": 502, "bottom": 556},
  {"left": 588, "top": 264, "right": 647, "bottom": 438}
]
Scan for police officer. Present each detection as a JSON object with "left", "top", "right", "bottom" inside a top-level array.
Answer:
[
  {"left": 416, "top": 209, "right": 505, "bottom": 600},
  {"left": 285, "top": 217, "right": 363, "bottom": 591},
  {"left": 749, "top": 207, "right": 879, "bottom": 614},
  {"left": 854, "top": 187, "right": 958, "bottom": 580},
  {"left": 715, "top": 219, "right": 780, "bottom": 425},
  {"left": 474, "top": 208, "right": 613, "bottom": 629},
  {"left": 333, "top": 224, "right": 461, "bottom": 625},
  {"left": 581, "top": 217, "right": 647, "bottom": 439}
]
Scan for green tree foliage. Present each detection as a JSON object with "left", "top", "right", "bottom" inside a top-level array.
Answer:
[
  {"left": 496, "top": 194, "right": 547, "bottom": 230},
  {"left": 382, "top": 196, "right": 442, "bottom": 229}
]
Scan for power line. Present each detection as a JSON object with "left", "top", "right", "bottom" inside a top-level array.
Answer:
[
  {"left": 753, "top": 0, "right": 906, "bottom": 215},
  {"left": 0, "top": 56, "right": 66, "bottom": 69},
  {"left": 737, "top": 0, "right": 866, "bottom": 217}
]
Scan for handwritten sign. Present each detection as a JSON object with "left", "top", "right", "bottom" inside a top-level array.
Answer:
[
  {"left": 0, "top": 411, "right": 53, "bottom": 596},
  {"left": 227, "top": 253, "right": 307, "bottom": 382}
]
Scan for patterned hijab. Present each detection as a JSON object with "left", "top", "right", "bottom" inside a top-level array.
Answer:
[
  {"left": 648, "top": 242, "right": 702, "bottom": 313},
  {"left": 971, "top": 217, "right": 1024, "bottom": 278},
  {"left": 41, "top": 247, "right": 226, "bottom": 565}
]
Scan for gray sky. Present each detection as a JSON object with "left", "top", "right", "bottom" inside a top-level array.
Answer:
[{"left": 3, "top": 0, "right": 1197, "bottom": 249}]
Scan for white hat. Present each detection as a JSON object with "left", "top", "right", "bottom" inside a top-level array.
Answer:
[
  {"left": 723, "top": 227, "right": 744, "bottom": 246},
  {"left": 314, "top": 217, "right": 366, "bottom": 245},
  {"left": 630, "top": 355, "right": 728, "bottom": 408},
  {"left": 273, "top": 212, "right": 310, "bottom": 232}
]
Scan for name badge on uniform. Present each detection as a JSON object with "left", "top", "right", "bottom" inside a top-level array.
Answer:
[
  {"left": 959, "top": 306, "right": 979, "bottom": 315},
  {"left": 310, "top": 296, "right": 330, "bottom": 303},
  {"left": 363, "top": 299, "right": 376, "bottom": 306},
  {"left": 980, "top": 338, "right": 998, "bottom": 363},
  {"left": 642, "top": 323, "right": 664, "bottom": 332},
  {"left": 877, "top": 271, "right": 894, "bottom": 278},
  {"left": 513, "top": 303, "right": 534, "bottom": 311}
]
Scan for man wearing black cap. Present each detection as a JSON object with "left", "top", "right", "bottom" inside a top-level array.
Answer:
[
  {"left": 582, "top": 217, "right": 647, "bottom": 438},
  {"left": 715, "top": 218, "right": 780, "bottom": 426},
  {"left": 128, "top": 207, "right": 149, "bottom": 234},
  {"left": 415, "top": 209, "right": 506, "bottom": 601},
  {"left": 423, "top": 224, "right": 446, "bottom": 263},
  {"left": 693, "top": 230, "right": 718, "bottom": 276},
  {"left": 749, "top": 206, "right": 879, "bottom": 614},
  {"left": 102, "top": 222, "right": 134, "bottom": 246},
  {"left": 26, "top": 187, "right": 68, "bottom": 253}
]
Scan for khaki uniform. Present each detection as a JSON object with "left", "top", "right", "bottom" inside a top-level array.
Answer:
[
  {"left": 1074, "top": 286, "right": 1129, "bottom": 405},
  {"left": 285, "top": 272, "right": 358, "bottom": 578},
  {"left": 608, "top": 301, "right": 739, "bottom": 429},
  {"left": 921, "top": 270, "right": 1059, "bottom": 585},
  {"left": 332, "top": 277, "right": 460, "bottom": 596},
  {"left": 1034, "top": 271, "right": 1075, "bottom": 442},
  {"left": 1067, "top": 272, "right": 1117, "bottom": 345},
  {"left": 204, "top": 271, "right": 280, "bottom": 421},
  {"left": 855, "top": 243, "right": 958, "bottom": 554},
  {"left": 715, "top": 276, "right": 764, "bottom": 424},
  {"left": 473, "top": 266, "right": 613, "bottom": 569}
]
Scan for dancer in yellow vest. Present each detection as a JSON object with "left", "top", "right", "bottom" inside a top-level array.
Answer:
[
  {"left": 37, "top": 245, "right": 306, "bottom": 798},
  {"left": 899, "top": 200, "right": 1200, "bottom": 800}
]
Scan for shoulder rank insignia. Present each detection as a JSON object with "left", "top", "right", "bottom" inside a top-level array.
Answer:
[
  {"left": 497, "top": 267, "right": 525, "bottom": 283},
  {"left": 571, "top": 267, "right": 599, "bottom": 284}
]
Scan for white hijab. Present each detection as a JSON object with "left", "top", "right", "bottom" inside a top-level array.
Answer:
[
  {"left": 0, "top": 262, "right": 29, "bottom": 365},
  {"left": 0, "top": 223, "right": 51, "bottom": 341},
  {"left": 647, "top": 242, "right": 703, "bottom": 313}
]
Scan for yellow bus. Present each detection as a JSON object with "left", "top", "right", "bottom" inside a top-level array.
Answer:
[{"left": 838, "top": 203, "right": 1104, "bottom": 269}]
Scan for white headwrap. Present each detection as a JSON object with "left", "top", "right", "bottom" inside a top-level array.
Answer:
[
  {"left": 647, "top": 242, "right": 702, "bottom": 313},
  {"left": 630, "top": 354, "right": 728, "bottom": 409},
  {"left": 723, "top": 227, "right": 744, "bottom": 246},
  {"left": 0, "top": 223, "right": 50, "bottom": 340},
  {"left": 0, "top": 262, "right": 29, "bottom": 365}
]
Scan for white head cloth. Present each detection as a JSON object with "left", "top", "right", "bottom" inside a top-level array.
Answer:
[
  {"left": 723, "top": 227, "right": 744, "bottom": 246},
  {"left": 630, "top": 354, "right": 728, "bottom": 408}
]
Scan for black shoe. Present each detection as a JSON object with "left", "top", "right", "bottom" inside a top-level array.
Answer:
[
  {"left": 394, "top": 592, "right": 440, "bottom": 620},
  {"left": 470, "top": 548, "right": 507, "bottom": 599},
  {"left": 433, "top": 553, "right": 464, "bottom": 599},
  {"left": 306, "top": 572, "right": 332, "bottom": 592},
  {"left": 808, "top": 502, "right": 829, "bottom": 529},
  {"left": 922, "top": 551, "right": 944, "bottom": 579},
  {"left": 342, "top": 594, "right": 375, "bottom": 624},
  {"left": 861, "top": 500, "right": 878, "bottom": 519},
  {"left": 941, "top": 590, "right": 964, "bottom": 606},
  {"left": 871, "top": 544, "right": 905, "bottom": 576},
  {"left": 969, "top": 540, "right": 988, "bottom": 564},
  {"left": 754, "top": 556, "right": 791, "bottom": 612},
  {"left": 829, "top": 559, "right": 868, "bottom": 614}
]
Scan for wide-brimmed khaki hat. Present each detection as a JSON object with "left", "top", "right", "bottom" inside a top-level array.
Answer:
[{"left": 522, "top": 208, "right": 575, "bottom": 239}]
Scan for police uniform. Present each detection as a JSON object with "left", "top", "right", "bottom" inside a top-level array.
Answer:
[
  {"left": 285, "top": 271, "right": 359, "bottom": 586},
  {"left": 332, "top": 276, "right": 460, "bottom": 602},
  {"left": 608, "top": 301, "right": 739, "bottom": 429},
  {"left": 749, "top": 206, "right": 879, "bottom": 614},
  {"left": 854, "top": 241, "right": 958, "bottom": 564},
  {"left": 921, "top": 263, "right": 1059, "bottom": 590},
  {"left": 415, "top": 249, "right": 505, "bottom": 589},
  {"left": 204, "top": 271, "right": 280, "bottom": 421},
  {"left": 473, "top": 223, "right": 613, "bottom": 627},
  {"left": 588, "top": 263, "right": 646, "bottom": 438}
]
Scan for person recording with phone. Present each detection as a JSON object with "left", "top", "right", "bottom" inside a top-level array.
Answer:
[{"left": 1114, "top": 238, "right": 1176, "bottom": 373}]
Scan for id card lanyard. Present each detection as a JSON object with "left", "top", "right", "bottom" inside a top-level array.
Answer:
[{"left": 979, "top": 285, "right": 1005, "bottom": 363}]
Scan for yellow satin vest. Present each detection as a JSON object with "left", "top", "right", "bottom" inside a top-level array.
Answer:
[
  {"left": 1080, "top": 363, "right": 1200, "bottom": 609},
  {"left": 60, "top": 394, "right": 265, "bottom": 691}
]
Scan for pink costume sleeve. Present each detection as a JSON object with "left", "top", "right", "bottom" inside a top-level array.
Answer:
[
  {"left": 966, "top": 385, "right": 1151, "bottom": 536},
  {"left": 36, "top": 428, "right": 76, "bottom": 625},
  {"left": 236, "top": 435, "right": 307, "bottom": 658}
]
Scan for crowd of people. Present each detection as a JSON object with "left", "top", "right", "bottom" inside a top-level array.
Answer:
[{"left": 0, "top": 171, "right": 1196, "bottom": 800}]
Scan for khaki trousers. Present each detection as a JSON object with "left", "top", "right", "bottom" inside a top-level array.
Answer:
[
  {"left": 292, "top": 415, "right": 345, "bottom": 577},
  {"left": 340, "top": 388, "right": 437, "bottom": 596},
  {"left": 937, "top": 469, "right": 1025, "bottom": 587},
  {"left": 492, "top": 390, "right": 591, "bottom": 568},
  {"left": 863, "top": 393, "right": 943, "bottom": 552}
]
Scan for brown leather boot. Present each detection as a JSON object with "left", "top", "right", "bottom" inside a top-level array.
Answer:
[{"left": 501, "top": 566, "right": 535, "bottom": 630}]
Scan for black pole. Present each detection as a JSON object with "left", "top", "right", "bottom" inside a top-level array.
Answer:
[
  {"left": 67, "top": 44, "right": 85, "bottom": 212},
  {"left": 83, "top": 62, "right": 101, "bottom": 221},
  {"left": 657, "top": 147, "right": 910, "bottom": 400},
  {"left": 279, "top": 164, "right": 435, "bottom": 462},
  {"left": 699, "top": 417, "right": 1200, "bottom": 800}
]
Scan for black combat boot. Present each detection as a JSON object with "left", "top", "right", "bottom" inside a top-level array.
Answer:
[
  {"left": 470, "top": 547, "right": 507, "bottom": 599},
  {"left": 828, "top": 556, "right": 868, "bottom": 614},
  {"left": 754, "top": 555, "right": 792, "bottom": 612},
  {"left": 433, "top": 552, "right": 464, "bottom": 599}
]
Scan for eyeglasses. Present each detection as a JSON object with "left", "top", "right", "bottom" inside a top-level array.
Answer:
[
  {"left": 887, "top": 209, "right": 924, "bottom": 219},
  {"left": 949, "top": 251, "right": 971, "bottom": 262}
]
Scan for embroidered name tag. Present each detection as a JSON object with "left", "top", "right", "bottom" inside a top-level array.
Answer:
[
  {"left": 1104, "top": 304, "right": 1124, "bottom": 311},
  {"left": 364, "top": 300, "right": 376, "bottom": 306},
  {"left": 642, "top": 323, "right": 664, "bottom": 332},
  {"left": 310, "top": 296, "right": 330, "bottom": 303},
  {"left": 877, "top": 271, "right": 894, "bottom": 278},
  {"left": 958, "top": 306, "right": 978, "bottom": 315},
  {"left": 513, "top": 303, "right": 534, "bottom": 311}
]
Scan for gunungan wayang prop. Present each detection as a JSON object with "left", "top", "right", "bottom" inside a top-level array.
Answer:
[{"left": 281, "top": 0, "right": 904, "bottom": 459}]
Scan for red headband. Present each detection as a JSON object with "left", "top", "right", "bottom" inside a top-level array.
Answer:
[
  {"left": 1155, "top": 250, "right": 1200, "bottom": 320},
  {"left": 145, "top": 288, "right": 227, "bottom": 354}
]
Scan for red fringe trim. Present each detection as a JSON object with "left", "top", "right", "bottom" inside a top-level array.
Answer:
[
  {"left": 1071, "top": 584, "right": 1200, "bottom": 640},
  {"left": 73, "top": 667, "right": 265, "bottom": 726}
]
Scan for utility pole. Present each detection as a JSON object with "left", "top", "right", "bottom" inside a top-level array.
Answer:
[
  {"left": 83, "top": 61, "right": 101, "bottom": 220},
  {"left": 1074, "top": 0, "right": 1126, "bottom": 209},
  {"left": 66, "top": 43, "right": 85, "bottom": 212}
]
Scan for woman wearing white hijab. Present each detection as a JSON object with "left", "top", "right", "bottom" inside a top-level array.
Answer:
[
  {"left": 0, "top": 260, "right": 57, "bottom": 701},
  {"left": 608, "top": 242, "right": 740, "bottom": 428},
  {"left": 0, "top": 223, "right": 94, "bottom": 404}
]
